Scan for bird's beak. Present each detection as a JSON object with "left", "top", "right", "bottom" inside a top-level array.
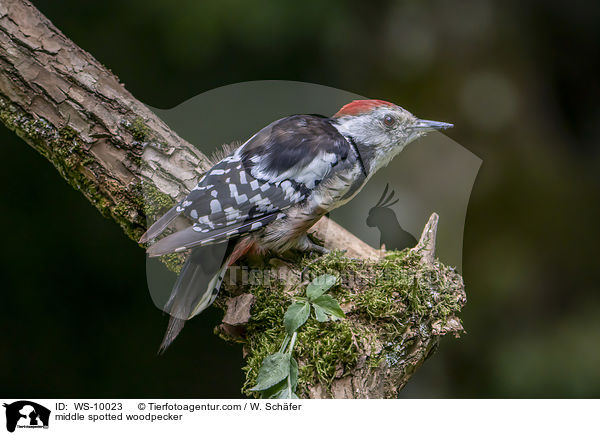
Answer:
[{"left": 411, "top": 119, "right": 454, "bottom": 132}]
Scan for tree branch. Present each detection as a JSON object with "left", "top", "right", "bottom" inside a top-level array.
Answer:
[{"left": 0, "top": 0, "right": 466, "bottom": 398}]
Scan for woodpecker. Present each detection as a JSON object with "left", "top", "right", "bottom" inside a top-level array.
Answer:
[{"left": 140, "top": 99, "right": 452, "bottom": 352}]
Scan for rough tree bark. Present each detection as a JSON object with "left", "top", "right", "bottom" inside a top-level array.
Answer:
[{"left": 0, "top": 0, "right": 466, "bottom": 398}]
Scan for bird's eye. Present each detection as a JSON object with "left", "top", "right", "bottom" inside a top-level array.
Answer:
[{"left": 383, "top": 114, "right": 396, "bottom": 127}]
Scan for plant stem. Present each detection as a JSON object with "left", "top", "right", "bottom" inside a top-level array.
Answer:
[
  {"left": 287, "top": 331, "right": 297, "bottom": 354},
  {"left": 286, "top": 331, "right": 298, "bottom": 397},
  {"left": 279, "top": 334, "right": 290, "bottom": 354}
]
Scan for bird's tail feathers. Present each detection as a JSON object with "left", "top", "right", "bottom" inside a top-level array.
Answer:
[
  {"left": 158, "top": 243, "right": 232, "bottom": 354},
  {"left": 139, "top": 204, "right": 180, "bottom": 244},
  {"left": 159, "top": 317, "right": 186, "bottom": 354}
]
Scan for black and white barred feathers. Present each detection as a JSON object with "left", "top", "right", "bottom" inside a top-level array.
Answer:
[{"left": 141, "top": 115, "right": 349, "bottom": 255}]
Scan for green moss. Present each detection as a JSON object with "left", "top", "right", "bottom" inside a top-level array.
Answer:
[
  {"left": 241, "top": 281, "right": 289, "bottom": 395},
  {"left": 0, "top": 96, "right": 178, "bottom": 246},
  {"left": 0, "top": 98, "right": 96, "bottom": 203},
  {"left": 123, "top": 116, "right": 151, "bottom": 141},
  {"left": 122, "top": 116, "right": 171, "bottom": 158},
  {"left": 161, "top": 253, "right": 186, "bottom": 274},
  {"left": 142, "top": 183, "right": 176, "bottom": 218},
  {"left": 295, "top": 320, "right": 358, "bottom": 390},
  {"left": 237, "top": 248, "right": 464, "bottom": 398},
  {"left": 135, "top": 182, "right": 180, "bottom": 270}
]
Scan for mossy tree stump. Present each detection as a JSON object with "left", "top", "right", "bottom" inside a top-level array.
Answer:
[{"left": 217, "top": 215, "right": 466, "bottom": 399}]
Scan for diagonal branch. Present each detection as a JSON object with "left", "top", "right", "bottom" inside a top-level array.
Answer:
[{"left": 0, "top": 0, "right": 375, "bottom": 257}]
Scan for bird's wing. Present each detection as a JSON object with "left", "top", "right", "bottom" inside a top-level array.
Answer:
[
  {"left": 241, "top": 114, "right": 349, "bottom": 188},
  {"left": 143, "top": 115, "right": 350, "bottom": 256}
]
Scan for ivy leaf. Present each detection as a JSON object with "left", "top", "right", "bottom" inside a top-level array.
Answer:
[
  {"left": 312, "top": 294, "right": 345, "bottom": 320},
  {"left": 306, "top": 274, "right": 338, "bottom": 301},
  {"left": 250, "top": 352, "right": 291, "bottom": 391},
  {"left": 284, "top": 302, "right": 311, "bottom": 334},
  {"left": 313, "top": 303, "right": 329, "bottom": 322}
]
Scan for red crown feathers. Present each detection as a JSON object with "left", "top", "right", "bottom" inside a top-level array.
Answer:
[{"left": 333, "top": 99, "right": 395, "bottom": 118}]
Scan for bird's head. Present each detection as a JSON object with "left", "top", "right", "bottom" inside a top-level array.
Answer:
[{"left": 332, "top": 99, "right": 452, "bottom": 175}]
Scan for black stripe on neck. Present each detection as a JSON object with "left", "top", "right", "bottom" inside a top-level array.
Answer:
[{"left": 347, "top": 136, "right": 368, "bottom": 178}]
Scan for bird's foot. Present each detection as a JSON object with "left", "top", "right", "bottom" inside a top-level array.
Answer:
[
  {"left": 294, "top": 234, "right": 333, "bottom": 281},
  {"left": 295, "top": 233, "right": 330, "bottom": 256}
]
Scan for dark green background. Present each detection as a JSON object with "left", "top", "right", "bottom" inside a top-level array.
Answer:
[{"left": 1, "top": 0, "right": 599, "bottom": 398}]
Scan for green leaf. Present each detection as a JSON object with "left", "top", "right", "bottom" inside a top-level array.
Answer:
[
  {"left": 250, "top": 352, "right": 291, "bottom": 391},
  {"left": 262, "top": 358, "right": 298, "bottom": 399},
  {"left": 306, "top": 274, "right": 338, "bottom": 300},
  {"left": 275, "top": 388, "right": 291, "bottom": 399},
  {"left": 260, "top": 379, "right": 287, "bottom": 399},
  {"left": 313, "top": 303, "right": 329, "bottom": 322},
  {"left": 273, "top": 388, "right": 300, "bottom": 399},
  {"left": 284, "top": 302, "right": 311, "bottom": 334},
  {"left": 312, "top": 294, "right": 345, "bottom": 319}
]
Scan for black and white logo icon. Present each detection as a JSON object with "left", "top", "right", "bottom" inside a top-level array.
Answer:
[{"left": 3, "top": 401, "right": 50, "bottom": 433}]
